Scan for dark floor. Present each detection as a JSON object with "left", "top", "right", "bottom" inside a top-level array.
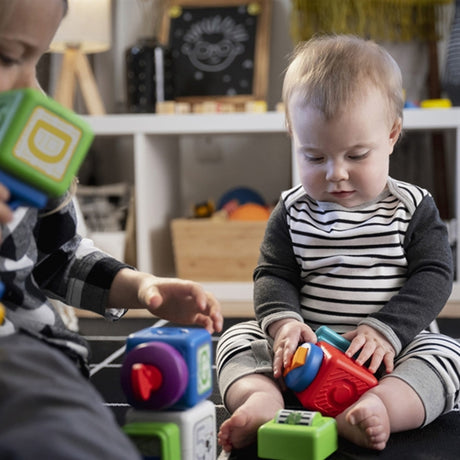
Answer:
[{"left": 80, "top": 316, "right": 460, "bottom": 459}]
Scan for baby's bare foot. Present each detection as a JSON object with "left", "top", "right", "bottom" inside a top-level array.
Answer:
[
  {"left": 218, "top": 391, "right": 283, "bottom": 452},
  {"left": 336, "top": 392, "right": 390, "bottom": 450}
]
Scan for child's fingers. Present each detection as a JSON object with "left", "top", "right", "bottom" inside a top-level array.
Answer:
[
  {"left": 273, "top": 348, "right": 283, "bottom": 378},
  {"left": 345, "top": 334, "right": 366, "bottom": 358},
  {"left": 367, "top": 347, "right": 385, "bottom": 373},
  {"left": 189, "top": 289, "right": 223, "bottom": 332},
  {"left": 144, "top": 286, "right": 163, "bottom": 309},
  {"left": 0, "top": 202, "right": 13, "bottom": 225},
  {"left": 184, "top": 282, "right": 210, "bottom": 310},
  {"left": 383, "top": 353, "right": 395, "bottom": 374},
  {"left": 0, "top": 183, "right": 10, "bottom": 201},
  {"left": 192, "top": 313, "right": 214, "bottom": 333}
]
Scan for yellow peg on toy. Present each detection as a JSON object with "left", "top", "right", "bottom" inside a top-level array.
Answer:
[{"left": 0, "top": 88, "right": 93, "bottom": 209}]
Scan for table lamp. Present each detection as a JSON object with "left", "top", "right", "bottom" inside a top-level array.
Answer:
[{"left": 50, "top": 0, "right": 111, "bottom": 115}]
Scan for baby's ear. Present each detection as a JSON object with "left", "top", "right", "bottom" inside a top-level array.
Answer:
[
  {"left": 389, "top": 117, "right": 402, "bottom": 146},
  {"left": 286, "top": 116, "right": 295, "bottom": 137}
]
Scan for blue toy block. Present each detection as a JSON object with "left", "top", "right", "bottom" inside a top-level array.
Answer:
[{"left": 121, "top": 327, "right": 213, "bottom": 410}]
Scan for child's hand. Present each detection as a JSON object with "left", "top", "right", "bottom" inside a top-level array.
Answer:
[
  {"left": 343, "top": 325, "right": 395, "bottom": 374},
  {"left": 269, "top": 318, "right": 316, "bottom": 379},
  {"left": 109, "top": 269, "right": 223, "bottom": 334},
  {"left": 139, "top": 275, "right": 223, "bottom": 334},
  {"left": 0, "top": 183, "right": 13, "bottom": 240}
]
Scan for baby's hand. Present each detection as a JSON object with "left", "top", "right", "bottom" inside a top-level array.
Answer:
[
  {"left": 269, "top": 319, "right": 316, "bottom": 379},
  {"left": 0, "top": 183, "right": 13, "bottom": 240},
  {"left": 343, "top": 325, "right": 395, "bottom": 374},
  {"left": 139, "top": 275, "right": 223, "bottom": 334},
  {"left": 109, "top": 269, "right": 223, "bottom": 334}
]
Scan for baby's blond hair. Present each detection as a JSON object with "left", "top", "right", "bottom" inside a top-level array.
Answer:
[{"left": 282, "top": 35, "right": 404, "bottom": 127}]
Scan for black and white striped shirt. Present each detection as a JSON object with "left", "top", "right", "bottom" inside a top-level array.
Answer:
[{"left": 254, "top": 178, "right": 453, "bottom": 355}]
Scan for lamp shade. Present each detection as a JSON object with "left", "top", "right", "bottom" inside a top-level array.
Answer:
[{"left": 50, "top": 0, "right": 111, "bottom": 54}]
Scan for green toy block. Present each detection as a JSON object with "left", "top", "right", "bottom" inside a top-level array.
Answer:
[
  {"left": 258, "top": 410, "right": 337, "bottom": 460},
  {"left": 0, "top": 88, "right": 93, "bottom": 197},
  {"left": 123, "top": 421, "right": 181, "bottom": 459}
]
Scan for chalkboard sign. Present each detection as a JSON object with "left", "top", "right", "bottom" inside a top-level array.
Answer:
[{"left": 159, "top": 0, "right": 271, "bottom": 103}]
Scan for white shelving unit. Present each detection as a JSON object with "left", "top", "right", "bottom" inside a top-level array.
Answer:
[{"left": 84, "top": 108, "right": 460, "bottom": 306}]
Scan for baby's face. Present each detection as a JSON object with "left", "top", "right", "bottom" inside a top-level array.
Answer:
[
  {"left": 0, "top": 0, "right": 65, "bottom": 92},
  {"left": 289, "top": 87, "right": 401, "bottom": 208}
]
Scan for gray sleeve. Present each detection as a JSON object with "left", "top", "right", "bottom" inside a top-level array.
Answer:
[
  {"left": 360, "top": 195, "right": 453, "bottom": 352},
  {"left": 254, "top": 199, "right": 304, "bottom": 333}
]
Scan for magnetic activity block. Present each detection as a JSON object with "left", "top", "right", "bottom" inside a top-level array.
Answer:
[
  {"left": 121, "top": 327, "right": 213, "bottom": 410},
  {"left": 284, "top": 336, "right": 378, "bottom": 417},
  {"left": 123, "top": 421, "right": 181, "bottom": 460},
  {"left": 0, "top": 88, "right": 93, "bottom": 207},
  {"left": 258, "top": 409, "right": 337, "bottom": 460},
  {"left": 125, "top": 399, "right": 216, "bottom": 460}
]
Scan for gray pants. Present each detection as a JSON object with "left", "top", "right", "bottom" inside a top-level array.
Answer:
[
  {"left": 0, "top": 332, "right": 141, "bottom": 459},
  {"left": 216, "top": 320, "right": 460, "bottom": 426}
]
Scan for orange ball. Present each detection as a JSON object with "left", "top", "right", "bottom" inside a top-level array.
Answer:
[{"left": 229, "top": 203, "right": 270, "bottom": 221}]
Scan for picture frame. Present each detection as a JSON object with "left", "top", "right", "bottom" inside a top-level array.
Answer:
[{"left": 159, "top": 0, "right": 271, "bottom": 104}]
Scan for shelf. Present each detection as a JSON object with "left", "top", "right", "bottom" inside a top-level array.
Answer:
[
  {"left": 84, "top": 110, "right": 460, "bottom": 308},
  {"left": 83, "top": 112, "right": 287, "bottom": 135},
  {"left": 403, "top": 108, "right": 460, "bottom": 130},
  {"left": 84, "top": 108, "right": 460, "bottom": 136}
]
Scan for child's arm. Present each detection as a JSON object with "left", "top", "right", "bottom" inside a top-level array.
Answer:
[
  {"left": 358, "top": 195, "right": 453, "bottom": 356},
  {"left": 254, "top": 200, "right": 304, "bottom": 331},
  {"left": 107, "top": 268, "right": 223, "bottom": 334}
]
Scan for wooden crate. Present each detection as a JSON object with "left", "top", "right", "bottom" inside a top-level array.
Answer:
[{"left": 171, "top": 218, "right": 267, "bottom": 281}]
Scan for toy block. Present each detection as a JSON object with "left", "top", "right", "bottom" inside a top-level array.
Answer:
[
  {"left": 121, "top": 327, "right": 213, "bottom": 410},
  {"left": 258, "top": 409, "right": 337, "bottom": 460},
  {"left": 284, "top": 328, "right": 378, "bottom": 417},
  {"left": 244, "top": 100, "right": 267, "bottom": 112},
  {"left": 156, "top": 101, "right": 176, "bottom": 114},
  {"left": 0, "top": 88, "right": 93, "bottom": 205},
  {"left": 123, "top": 421, "right": 181, "bottom": 460},
  {"left": 125, "top": 399, "right": 216, "bottom": 460}
]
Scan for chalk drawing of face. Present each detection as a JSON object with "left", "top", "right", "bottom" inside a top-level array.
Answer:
[{"left": 181, "top": 15, "right": 249, "bottom": 72}]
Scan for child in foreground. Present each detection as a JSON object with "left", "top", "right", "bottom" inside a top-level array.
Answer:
[
  {"left": 0, "top": 1, "right": 222, "bottom": 458},
  {"left": 216, "top": 34, "right": 460, "bottom": 452}
]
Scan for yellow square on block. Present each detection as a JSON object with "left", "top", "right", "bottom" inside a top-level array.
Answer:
[
  {"left": 0, "top": 88, "right": 93, "bottom": 197},
  {"left": 13, "top": 107, "right": 82, "bottom": 181}
]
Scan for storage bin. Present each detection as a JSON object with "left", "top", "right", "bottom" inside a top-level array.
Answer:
[{"left": 171, "top": 218, "right": 267, "bottom": 281}]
